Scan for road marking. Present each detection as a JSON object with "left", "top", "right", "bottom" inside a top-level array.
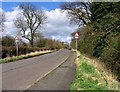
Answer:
[{"left": 24, "top": 52, "right": 72, "bottom": 90}]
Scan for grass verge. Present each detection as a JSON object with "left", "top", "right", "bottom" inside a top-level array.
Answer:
[
  {"left": 0, "top": 50, "right": 55, "bottom": 64},
  {"left": 71, "top": 50, "right": 120, "bottom": 90}
]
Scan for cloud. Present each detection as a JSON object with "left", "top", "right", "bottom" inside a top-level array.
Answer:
[
  {"left": 0, "top": 8, "right": 3, "bottom": 12},
  {"left": 5, "top": 6, "right": 22, "bottom": 22},
  {"left": 3, "top": 7, "right": 78, "bottom": 43},
  {"left": 3, "top": 6, "right": 22, "bottom": 36},
  {"left": 42, "top": 8, "right": 78, "bottom": 43}
]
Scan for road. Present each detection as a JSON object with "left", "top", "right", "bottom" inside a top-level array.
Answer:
[
  {"left": 28, "top": 51, "right": 76, "bottom": 90},
  {"left": 2, "top": 49, "right": 73, "bottom": 90}
]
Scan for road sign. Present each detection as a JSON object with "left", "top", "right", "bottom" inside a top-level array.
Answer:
[
  {"left": 75, "top": 32, "right": 79, "bottom": 39},
  {"left": 15, "top": 36, "right": 19, "bottom": 43},
  {"left": 74, "top": 32, "right": 79, "bottom": 50},
  {"left": 15, "top": 36, "right": 19, "bottom": 56}
]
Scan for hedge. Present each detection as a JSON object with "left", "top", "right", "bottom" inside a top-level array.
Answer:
[{"left": 1, "top": 46, "right": 55, "bottom": 59}]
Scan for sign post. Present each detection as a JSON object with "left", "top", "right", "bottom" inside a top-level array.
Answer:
[
  {"left": 75, "top": 32, "right": 79, "bottom": 50},
  {"left": 15, "top": 36, "right": 19, "bottom": 56}
]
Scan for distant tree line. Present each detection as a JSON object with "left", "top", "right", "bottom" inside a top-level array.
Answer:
[
  {"left": 1, "top": 35, "right": 67, "bottom": 58},
  {"left": 61, "top": 2, "right": 120, "bottom": 81}
]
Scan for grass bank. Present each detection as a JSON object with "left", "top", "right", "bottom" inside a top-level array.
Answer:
[
  {"left": 0, "top": 50, "right": 55, "bottom": 64},
  {"left": 71, "top": 51, "right": 120, "bottom": 90}
]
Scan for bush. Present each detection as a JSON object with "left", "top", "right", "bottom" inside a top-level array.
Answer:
[
  {"left": 2, "top": 46, "right": 10, "bottom": 58},
  {"left": 101, "top": 46, "right": 120, "bottom": 81},
  {"left": 1, "top": 46, "right": 45, "bottom": 59}
]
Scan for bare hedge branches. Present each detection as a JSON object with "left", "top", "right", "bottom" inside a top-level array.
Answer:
[{"left": 61, "top": 2, "right": 91, "bottom": 26}]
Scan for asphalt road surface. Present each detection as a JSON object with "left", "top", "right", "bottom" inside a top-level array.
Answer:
[
  {"left": 2, "top": 49, "right": 71, "bottom": 90},
  {"left": 28, "top": 51, "right": 77, "bottom": 90}
]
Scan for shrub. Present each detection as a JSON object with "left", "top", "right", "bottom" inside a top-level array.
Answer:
[
  {"left": 101, "top": 46, "right": 120, "bottom": 81},
  {"left": 1, "top": 46, "right": 46, "bottom": 59}
]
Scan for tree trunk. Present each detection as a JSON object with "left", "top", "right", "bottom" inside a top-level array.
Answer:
[
  {"left": 31, "top": 35, "right": 34, "bottom": 47},
  {"left": 30, "top": 39, "right": 34, "bottom": 47}
]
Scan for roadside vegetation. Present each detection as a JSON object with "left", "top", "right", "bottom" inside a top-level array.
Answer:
[
  {"left": 1, "top": 35, "right": 67, "bottom": 59},
  {"left": 71, "top": 51, "right": 120, "bottom": 90},
  {"left": 62, "top": 2, "right": 120, "bottom": 82},
  {"left": 61, "top": 2, "right": 120, "bottom": 90},
  {"left": 0, "top": 50, "right": 54, "bottom": 64},
  {"left": 0, "top": 35, "right": 67, "bottom": 63}
]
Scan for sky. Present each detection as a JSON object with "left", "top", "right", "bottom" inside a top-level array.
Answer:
[
  {"left": 1, "top": 2, "right": 78, "bottom": 43},
  {"left": 2, "top": 2, "right": 62, "bottom": 12}
]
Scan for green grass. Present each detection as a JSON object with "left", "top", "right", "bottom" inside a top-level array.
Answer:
[
  {"left": 70, "top": 51, "right": 120, "bottom": 91},
  {"left": 80, "top": 62, "right": 95, "bottom": 74}
]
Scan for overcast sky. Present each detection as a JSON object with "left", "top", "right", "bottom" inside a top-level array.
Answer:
[{"left": 1, "top": 2, "right": 78, "bottom": 43}]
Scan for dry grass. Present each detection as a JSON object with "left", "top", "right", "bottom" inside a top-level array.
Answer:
[
  {"left": 71, "top": 50, "right": 120, "bottom": 90},
  {"left": 1, "top": 50, "right": 54, "bottom": 63},
  {"left": 84, "top": 56, "right": 120, "bottom": 89}
]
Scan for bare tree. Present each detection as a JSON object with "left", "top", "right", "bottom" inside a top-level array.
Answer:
[
  {"left": 61, "top": 2, "right": 91, "bottom": 26},
  {"left": 14, "top": 4, "right": 47, "bottom": 47},
  {"left": 0, "top": 11, "right": 5, "bottom": 32}
]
